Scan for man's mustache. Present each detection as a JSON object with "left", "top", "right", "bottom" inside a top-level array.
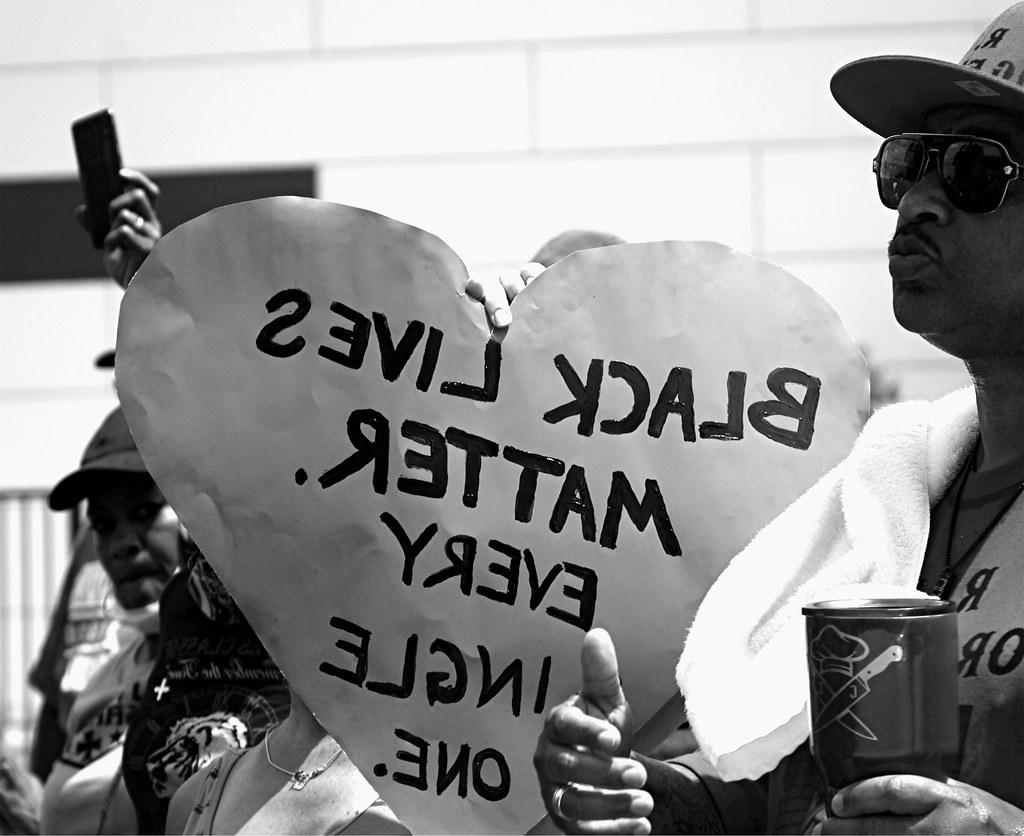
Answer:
[{"left": 888, "top": 222, "right": 940, "bottom": 259}]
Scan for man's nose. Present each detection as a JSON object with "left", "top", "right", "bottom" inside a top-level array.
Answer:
[
  {"left": 109, "top": 523, "right": 143, "bottom": 560},
  {"left": 897, "top": 154, "right": 952, "bottom": 225}
]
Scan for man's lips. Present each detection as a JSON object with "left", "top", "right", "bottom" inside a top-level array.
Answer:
[
  {"left": 888, "top": 234, "right": 939, "bottom": 261},
  {"left": 888, "top": 232, "right": 941, "bottom": 281},
  {"left": 110, "top": 564, "right": 167, "bottom": 588}
]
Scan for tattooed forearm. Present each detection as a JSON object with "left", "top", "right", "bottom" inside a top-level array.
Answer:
[{"left": 636, "top": 755, "right": 726, "bottom": 834}]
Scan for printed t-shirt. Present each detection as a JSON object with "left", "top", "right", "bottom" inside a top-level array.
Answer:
[
  {"left": 122, "top": 567, "right": 290, "bottom": 834},
  {"left": 918, "top": 455, "right": 1023, "bottom": 808},
  {"left": 29, "top": 530, "right": 121, "bottom": 779},
  {"left": 40, "top": 611, "right": 160, "bottom": 835}
]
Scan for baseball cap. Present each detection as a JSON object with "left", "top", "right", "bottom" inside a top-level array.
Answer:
[
  {"left": 831, "top": 3, "right": 1024, "bottom": 137},
  {"left": 48, "top": 407, "right": 148, "bottom": 510}
]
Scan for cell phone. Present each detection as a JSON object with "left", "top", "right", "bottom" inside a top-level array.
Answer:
[{"left": 72, "top": 109, "right": 124, "bottom": 249}]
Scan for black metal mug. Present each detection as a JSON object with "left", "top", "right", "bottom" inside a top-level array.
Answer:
[{"left": 803, "top": 598, "right": 959, "bottom": 789}]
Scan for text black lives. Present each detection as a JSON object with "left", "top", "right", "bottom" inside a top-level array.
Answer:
[{"left": 255, "top": 289, "right": 822, "bottom": 559}]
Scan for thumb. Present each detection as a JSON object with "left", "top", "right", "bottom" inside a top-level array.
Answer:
[{"left": 580, "top": 628, "right": 625, "bottom": 715}]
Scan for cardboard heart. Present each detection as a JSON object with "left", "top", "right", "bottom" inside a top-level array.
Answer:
[{"left": 116, "top": 197, "right": 867, "bottom": 833}]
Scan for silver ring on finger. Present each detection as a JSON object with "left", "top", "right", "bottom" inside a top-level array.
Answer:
[
  {"left": 551, "top": 784, "right": 569, "bottom": 819},
  {"left": 133, "top": 213, "right": 145, "bottom": 230}
]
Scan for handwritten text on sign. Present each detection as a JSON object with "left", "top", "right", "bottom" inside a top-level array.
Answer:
[{"left": 116, "top": 198, "right": 867, "bottom": 833}]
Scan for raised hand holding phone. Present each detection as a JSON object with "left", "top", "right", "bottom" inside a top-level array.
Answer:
[
  {"left": 72, "top": 109, "right": 123, "bottom": 248},
  {"left": 72, "top": 110, "right": 161, "bottom": 287}
]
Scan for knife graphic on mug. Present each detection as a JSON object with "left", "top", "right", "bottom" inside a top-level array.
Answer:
[{"left": 814, "top": 644, "right": 904, "bottom": 738}]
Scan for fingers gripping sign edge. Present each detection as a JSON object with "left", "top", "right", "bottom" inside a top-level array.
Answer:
[
  {"left": 464, "top": 260, "right": 547, "bottom": 334},
  {"left": 464, "top": 273, "right": 512, "bottom": 331}
]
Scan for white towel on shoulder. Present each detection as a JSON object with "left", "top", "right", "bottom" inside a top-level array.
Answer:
[{"left": 676, "top": 386, "right": 977, "bottom": 781}]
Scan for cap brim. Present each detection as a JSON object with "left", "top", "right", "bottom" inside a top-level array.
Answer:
[
  {"left": 48, "top": 453, "right": 149, "bottom": 510},
  {"left": 832, "top": 55, "right": 1024, "bottom": 137}
]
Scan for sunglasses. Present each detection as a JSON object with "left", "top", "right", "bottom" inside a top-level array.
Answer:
[{"left": 873, "top": 133, "right": 1023, "bottom": 214}]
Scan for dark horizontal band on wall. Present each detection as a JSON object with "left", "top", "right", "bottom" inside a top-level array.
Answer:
[{"left": 0, "top": 167, "right": 316, "bottom": 283}]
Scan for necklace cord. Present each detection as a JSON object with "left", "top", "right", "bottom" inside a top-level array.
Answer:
[
  {"left": 263, "top": 728, "right": 343, "bottom": 788},
  {"left": 933, "top": 443, "right": 1024, "bottom": 598}
]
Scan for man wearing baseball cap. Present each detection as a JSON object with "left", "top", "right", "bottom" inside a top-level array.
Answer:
[
  {"left": 530, "top": 4, "right": 1024, "bottom": 833},
  {"left": 47, "top": 407, "right": 182, "bottom": 613},
  {"left": 27, "top": 168, "right": 163, "bottom": 791},
  {"left": 40, "top": 407, "right": 184, "bottom": 834}
]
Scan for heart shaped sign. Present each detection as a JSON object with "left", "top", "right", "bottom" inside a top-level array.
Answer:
[{"left": 116, "top": 198, "right": 867, "bottom": 833}]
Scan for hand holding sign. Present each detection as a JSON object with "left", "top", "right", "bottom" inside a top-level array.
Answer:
[{"left": 115, "top": 198, "right": 867, "bottom": 833}]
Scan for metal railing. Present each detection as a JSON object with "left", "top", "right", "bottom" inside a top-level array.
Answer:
[{"left": 0, "top": 489, "right": 73, "bottom": 766}]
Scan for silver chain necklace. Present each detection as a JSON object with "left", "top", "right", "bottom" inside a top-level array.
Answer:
[{"left": 263, "top": 729, "right": 343, "bottom": 790}]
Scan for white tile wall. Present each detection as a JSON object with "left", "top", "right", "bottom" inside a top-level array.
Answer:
[
  {"left": 319, "top": 0, "right": 749, "bottom": 47},
  {"left": 320, "top": 148, "right": 755, "bottom": 271},
  {"left": 0, "top": 0, "right": 312, "bottom": 66},
  {"left": 0, "top": 70, "right": 103, "bottom": 174},
  {"left": 109, "top": 49, "right": 530, "bottom": 170},
  {"left": 757, "top": 0, "right": 1006, "bottom": 29},
  {"left": 0, "top": 392, "right": 118, "bottom": 491},
  {"left": 0, "top": 278, "right": 120, "bottom": 489},
  {"left": 536, "top": 30, "right": 972, "bottom": 151},
  {"left": 760, "top": 140, "right": 890, "bottom": 253},
  {"left": 0, "top": 2, "right": 998, "bottom": 490},
  {"left": 0, "top": 280, "right": 121, "bottom": 390}
]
